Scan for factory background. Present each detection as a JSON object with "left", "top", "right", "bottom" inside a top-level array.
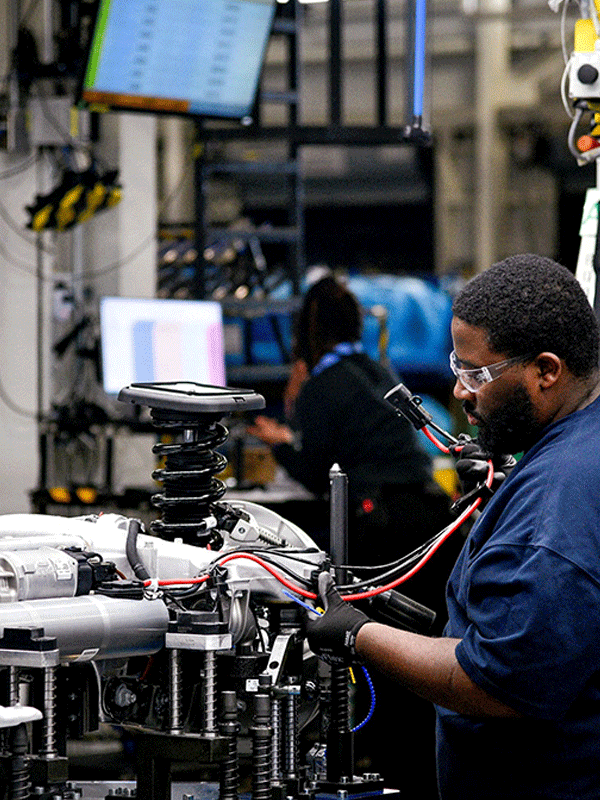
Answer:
[{"left": 0, "top": 0, "right": 592, "bottom": 516}]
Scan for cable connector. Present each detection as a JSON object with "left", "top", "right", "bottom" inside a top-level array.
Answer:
[
  {"left": 450, "top": 482, "right": 494, "bottom": 516},
  {"left": 309, "top": 562, "right": 332, "bottom": 596},
  {"left": 143, "top": 578, "right": 163, "bottom": 601},
  {"left": 384, "top": 382, "right": 433, "bottom": 430}
]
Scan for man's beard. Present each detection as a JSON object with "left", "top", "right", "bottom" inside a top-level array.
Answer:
[{"left": 464, "top": 383, "right": 544, "bottom": 455}]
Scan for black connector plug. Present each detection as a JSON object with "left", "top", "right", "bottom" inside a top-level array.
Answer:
[{"left": 384, "top": 382, "right": 433, "bottom": 430}]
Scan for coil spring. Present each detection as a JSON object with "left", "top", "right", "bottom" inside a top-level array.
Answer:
[
  {"left": 169, "top": 649, "right": 183, "bottom": 734},
  {"left": 251, "top": 693, "right": 273, "bottom": 800},
  {"left": 219, "top": 690, "right": 240, "bottom": 800},
  {"left": 330, "top": 664, "right": 350, "bottom": 733},
  {"left": 41, "top": 666, "right": 57, "bottom": 758},
  {"left": 252, "top": 736, "right": 272, "bottom": 800},
  {"left": 8, "top": 666, "right": 19, "bottom": 706},
  {"left": 283, "top": 689, "right": 299, "bottom": 779},
  {"left": 9, "top": 724, "right": 31, "bottom": 800},
  {"left": 201, "top": 651, "right": 217, "bottom": 735},
  {"left": 220, "top": 736, "right": 239, "bottom": 800},
  {"left": 149, "top": 408, "right": 229, "bottom": 542},
  {"left": 271, "top": 698, "right": 282, "bottom": 782}
]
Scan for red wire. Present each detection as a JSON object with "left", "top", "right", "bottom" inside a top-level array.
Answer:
[
  {"left": 217, "top": 552, "right": 316, "bottom": 599},
  {"left": 143, "top": 552, "right": 317, "bottom": 599},
  {"left": 421, "top": 426, "right": 451, "bottom": 454},
  {"left": 144, "top": 576, "right": 210, "bottom": 587},
  {"left": 343, "top": 427, "right": 493, "bottom": 601},
  {"left": 342, "top": 495, "right": 482, "bottom": 601},
  {"left": 141, "top": 426, "right": 493, "bottom": 605}
]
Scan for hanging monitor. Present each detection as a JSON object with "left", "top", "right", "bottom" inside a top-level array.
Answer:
[
  {"left": 100, "top": 296, "right": 227, "bottom": 396},
  {"left": 80, "top": 0, "right": 277, "bottom": 119}
]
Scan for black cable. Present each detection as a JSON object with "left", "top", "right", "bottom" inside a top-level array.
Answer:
[
  {"left": 162, "top": 590, "right": 194, "bottom": 609},
  {"left": 246, "top": 551, "right": 315, "bottom": 587},
  {"left": 125, "top": 518, "right": 151, "bottom": 582},
  {"left": 337, "top": 549, "right": 436, "bottom": 593},
  {"left": 336, "top": 529, "right": 453, "bottom": 593},
  {"left": 339, "top": 530, "right": 442, "bottom": 574},
  {"left": 95, "top": 581, "right": 145, "bottom": 599},
  {"left": 224, "top": 546, "right": 319, "bottom": 581}
]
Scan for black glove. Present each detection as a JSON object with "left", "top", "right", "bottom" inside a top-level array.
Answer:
[
  {"left": 305, "top": 573, "right": 371, "bottom": 664},
  {"left": 449, "top": 435, "right": 516, "bottom": 496}
]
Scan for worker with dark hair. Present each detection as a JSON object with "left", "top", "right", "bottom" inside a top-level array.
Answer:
[
  {"left": 248, "top": 274, "right": 451, "bottom": 577},
  {"left": 306, "top": 254, "right": 600, "bottom": 799},
  {"left": 248, "top": 275, "right": 454, "bottom": 798}
]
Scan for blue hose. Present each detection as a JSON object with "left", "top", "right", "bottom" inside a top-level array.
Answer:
[{"left": 351, "top": 666, "right": 377, "bottom": 732}]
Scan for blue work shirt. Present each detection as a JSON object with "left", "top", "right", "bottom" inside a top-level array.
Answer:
[{"left": 437, "top": 393, "right": 600, "bottom": 799}]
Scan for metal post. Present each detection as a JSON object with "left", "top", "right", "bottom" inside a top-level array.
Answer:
[
  {"left": 329, "top": 0, "right": 343, "bottom": 125},
  {"left": 329, "top": 464, "right": 348, "bottom": 583},
  {"left": 376, "top": 0, "right": 388, "bottom": 126}
]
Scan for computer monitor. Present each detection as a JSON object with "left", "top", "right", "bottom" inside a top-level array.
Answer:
[
  {"left": 79, "top": 0, "right": 277, "bottom": 120},
  {"left": 100, "top": 296, "right": 226, "bottom": 396}
]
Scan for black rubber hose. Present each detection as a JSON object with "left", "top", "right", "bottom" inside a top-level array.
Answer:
[{"left": 125, "top": 518, "right": 151, "bottom": 581}]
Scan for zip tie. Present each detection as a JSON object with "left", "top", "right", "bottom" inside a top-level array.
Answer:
[{"left": 144, "top": 578, "right": 162, "bottom": 599}]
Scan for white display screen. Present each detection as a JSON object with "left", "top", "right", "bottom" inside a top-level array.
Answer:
[
  {"left": 81, "top": 0, "right": 276, "bottom": 119},
  {"left": 100, "top": 296, "right": 226, "bottom": 395}
]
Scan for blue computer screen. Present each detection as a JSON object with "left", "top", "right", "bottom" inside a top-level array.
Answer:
[{"left": 81, "top": 0, "right": 276, "bottom": 119}]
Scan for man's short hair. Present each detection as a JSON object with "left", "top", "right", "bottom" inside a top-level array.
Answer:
[{"left": 452, "top": 254, "right": 600, "bottom": 378}]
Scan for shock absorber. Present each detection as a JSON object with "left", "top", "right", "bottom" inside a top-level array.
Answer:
[
  {"left": 151, "top": 410, "right": 229, "bottom": 543},
  {"left": 117, "top": 383, "right": 265, "bottom": 544}
]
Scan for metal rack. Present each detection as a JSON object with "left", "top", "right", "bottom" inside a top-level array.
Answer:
[
  {"left": 192, "top": 0, "right": 305, "bottom": 302},
  {"left": 180, "top": 0, "right": 432, "bottom": 389}
]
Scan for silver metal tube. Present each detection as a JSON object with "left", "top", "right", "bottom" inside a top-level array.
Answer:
[{"left": 0, "top": 596, "right": 169, "bottom": 662}]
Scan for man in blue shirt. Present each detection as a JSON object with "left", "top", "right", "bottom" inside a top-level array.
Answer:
[{"left": 306, "top": 254, "right": 600, "bottom": 798}]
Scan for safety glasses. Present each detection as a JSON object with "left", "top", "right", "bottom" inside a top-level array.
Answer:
[{"left": 449, "top": 350, "right": 534, "bottom": 393}]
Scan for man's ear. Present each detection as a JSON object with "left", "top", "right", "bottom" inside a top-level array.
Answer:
[{"left": 533, "top": 352, "right": 562, "bottom": 389}]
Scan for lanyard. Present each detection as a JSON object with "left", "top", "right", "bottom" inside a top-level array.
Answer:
[{"left": 311, "top": 342, "right": 363, "bottom": 376}]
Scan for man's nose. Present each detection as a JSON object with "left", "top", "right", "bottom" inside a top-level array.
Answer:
[{"left": 453, "top": 378, "right": 476, "bottom": 403}]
